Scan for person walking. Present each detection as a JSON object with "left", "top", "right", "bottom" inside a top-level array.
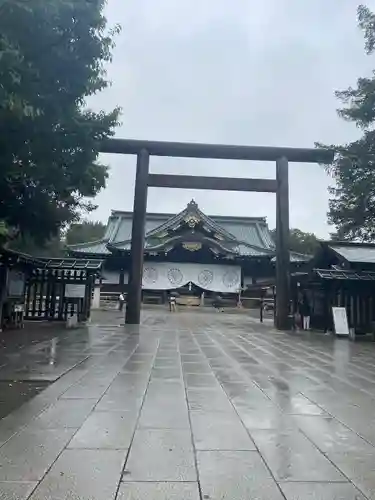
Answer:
[{"left": 118, "top": 292, "right": 125, "bottom": 311}]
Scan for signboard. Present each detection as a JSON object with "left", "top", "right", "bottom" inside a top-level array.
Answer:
[
  {"left": 332, "top": 307, "right": 349, "bottom": 336},
  {"left": 7, "top": 271, "right": 25, "bottom": 298},
  {"left": 65, "top": 284, "right": 85, "bottom": 298}
]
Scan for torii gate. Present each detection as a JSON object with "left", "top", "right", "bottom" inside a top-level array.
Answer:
[{"left": 100, "top": 139, "right": 333, "bottom": 330}]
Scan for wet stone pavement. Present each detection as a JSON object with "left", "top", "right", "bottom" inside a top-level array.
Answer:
[{"left": 1, "top": 310, "right": 375, "bottom": 498}]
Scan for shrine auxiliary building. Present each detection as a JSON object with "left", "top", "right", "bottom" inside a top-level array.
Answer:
[{"left": 68, "top": 200, "right": 306, "bottom": 305}]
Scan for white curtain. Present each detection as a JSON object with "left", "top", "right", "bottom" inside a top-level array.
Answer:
[
  {"left": 101, "top": 270, "right": 128, "bottom": 284},
  {"left": 102, "top": 270, "right": 120, "bottom": 284},
  {"left": 142, "top": 262, "right": 241, "bottom": 293}
]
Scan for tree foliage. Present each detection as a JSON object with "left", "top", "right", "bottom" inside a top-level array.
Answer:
[
  {"left": 319, "top": 5, "right": 375, "bottom": 241},
  {"left": 270, "top": 228, "right": 320, "bottom": 256},
  {"left": 9, "top": 233, "right": 64, "bottom": 257},
  {"left": 65, "top": 220, "right": 106, "bottom": 245},
  {"left": 0, "top": 0, "right": 120, "bottom": 244},
  {"left": 7, "top": 220, "right": 106, "bottom": 255}
]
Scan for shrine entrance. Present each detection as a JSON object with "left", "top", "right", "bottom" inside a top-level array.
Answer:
[
  {"left": 101, "top": 139, "right": 333, "bottom": 330},
  {"left": 142, "top": 261, "right": 241, "bottom": 308}
]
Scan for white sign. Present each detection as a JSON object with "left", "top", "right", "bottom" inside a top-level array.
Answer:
[
  {"left": 332, "top": 307, "right": 349, "bottom": 336},
  {"left": 65, "top": 284, "right": 85, "bottom": 298}
]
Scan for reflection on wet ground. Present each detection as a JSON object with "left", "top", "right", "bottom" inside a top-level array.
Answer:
[
  {"left": 1, "top": 309, "right": 375, "bottom": 498},
  {"left": 0, "top": 380, "right": 50, "bottom": 419}
]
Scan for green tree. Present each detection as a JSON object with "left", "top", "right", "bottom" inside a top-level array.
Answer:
[
  {"left": 7, "top": 220, "right": 107, "bottom": 256},
  {"left": 0, "top": 0, "right": 120, "bottom": 244},
  {"left": 9, "top": 233, "right": 64, "bottom": 257},
  {"left": 66, "top": 220, "right": 106, "bottom": 245},
  {"left": 319, "top": 5, "right": 375, "bottom": 241},
  {"left": 270, "top": 228, "right": 320, "bottom": 256}
]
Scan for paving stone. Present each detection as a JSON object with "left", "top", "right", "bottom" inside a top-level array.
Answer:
[
  {"left": 276, "top": 393, "right": 329, "bottom": 415},
  {"left": 190, "top": 411, "right": 256, "bottom": 450},
  {"left": 251, "top": 429, "right": 346, "bottom": 482},
  {"left": 328, "top": 453, "right": 375, "bottom": 500},
  {"left": 223, "top": 385, "right": 272, "bottom": 407},
  {"left": 117, "top": 482, "right": 200, "bottom": 500},
  {"left": 124, "top": 429, "right": 196, "bottom": 481},
  {"left": 180, "top": 355, "right": 204, "bottom": 362},
  {"left": 187, "top": 388, "right": 235, "bottom": 412},
  {"left": 185, "top": 373, "right": 220, "bottom": 388},
  {"left": 138, "top": 398, "right": 190, "bottom": 428},
  {"left": 6, "top": 310, "right": 375, "bottom": 495},
  {"left": 238, "top": 407, "right": 297, "bottom": 431},
  {"left": 29, "top": 449, "right": 125, "bottom": 500},
  {"left": 279, "top": 482, "right": 366, "bottom": 499},
  {"left": 0, "top": 482, "right": 37, "bottom": 500},
  {"left": 68, "top": 411, "right": 137, "bottom": 449},
  {"left": 129, "top": 354, "right": 154, "bottom": 362},
  {"left": 60, "top": 379, "right": 113, "bottom": 399},
  {"left": 108, "top": 374, "right": 149, "bottom": 392},
  {"left": 95, "top": 393, "right": 144, "bottom": 412},
  {"left": 154, "top": 358, "right": 180, "bottom": 368},
  {"left": 123, "top": 361, "right": 153, "bottom": 372},
  {"left": 0, "top": 428, "right": 75, "bottom": 481},
  {"left": 146, "top": 381, "right": 186, "bottom": 404},
  {"left": 0, "top": 394, "right": 52, "bottom": 439},
  {"left": 214, "top": 369, "right": 244, "bottom": 384},
  {"left": 182, "top": 362, "right": 212, "bottom": 374},
  {"left": 151, "top": 367, "right": 182, "bottom": 380},
  {"left": 294, "top": 416, "right": 375, "bottom": 454},
  {"left": 198, "top": 450, "right": 284, "bottom": 500},
  {"left": 27, "top": 399, "right": 96, "bottom": 429}
]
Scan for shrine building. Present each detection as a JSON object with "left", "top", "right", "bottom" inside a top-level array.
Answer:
[{"left": 68, "top": 200, "right": 308, "bottom": 306}]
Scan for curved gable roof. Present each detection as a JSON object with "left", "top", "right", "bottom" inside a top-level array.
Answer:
[{"left": 68, "top": 200, "right": 275, "bottom": 257}]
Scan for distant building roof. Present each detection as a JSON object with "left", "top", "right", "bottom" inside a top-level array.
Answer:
[
  {"left": 326, "top": 241, "right": 375, "bottom": 265},
  {"left": 271, "top": 251, "right": 312, "bottom": 263},
  {"left": 315, "top": 268, "right": 375, "bottom": 281}
]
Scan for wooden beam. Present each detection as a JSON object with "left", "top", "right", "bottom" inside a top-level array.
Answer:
[
  {"left": 101, "top": 138, "right": 334, "bottom": 164},
  {"left": 147, "top": 174, "right": 278, "bottom": 193},
  {"left": 125, "top": 149, "right": 150, "bottom": 325},
  {"left": 275, "top": 157, "right": 291, "bottom": 330}
]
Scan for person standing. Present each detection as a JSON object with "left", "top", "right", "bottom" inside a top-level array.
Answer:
[
  {"left": 118, "top": 292, "right": 125, "bottom": 311},
  {"left": 299, "top": 297, "right": 311, "bottom": 330},
  {"left": 213, "top": 295, "right": 224, "bottom": 312},
  {"left": 169, "top": 291, "right": 177, "bottom": 312}
]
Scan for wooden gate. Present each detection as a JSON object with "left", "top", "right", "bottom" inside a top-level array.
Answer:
[{"left": 24, "top": 259, "right": 102, "bottom": 322}]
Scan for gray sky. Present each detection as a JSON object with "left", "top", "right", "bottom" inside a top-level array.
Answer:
[{"left": 89, "top": 0, "right": 375, "bottom": 238}]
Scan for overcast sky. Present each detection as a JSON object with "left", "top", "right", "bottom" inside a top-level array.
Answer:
[{"left": 89, "top": 0, "right": 375, "bottom": 237}]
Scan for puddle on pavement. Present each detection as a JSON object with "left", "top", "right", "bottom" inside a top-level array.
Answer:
[{"left": 0, "top": 379, "right": 50, "bottom": 420}]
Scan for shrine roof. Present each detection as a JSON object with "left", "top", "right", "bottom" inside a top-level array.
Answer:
[
  {"left": 40, "top": 258, "right": 103, "bottom": 270},
  {"left": 315, "top": 268, "right": 375, "bottom": 281},
  {"left": 324, "top": 241, "right": 375, "bottom": 264},
  {"left": 68, "top": 200, "right": 275, "bottom": 258},
  {"left": 0, "top": 248, "right": 44, "bottom": 267},
  {"left": 0, "top": 249, "right": 103, "bottom": 271},
  {"left": 67, "top": 240, "right": 111, "bottom": 255},
  {"left": 271, "top": 251, "right": 312, "bottom": 263}
]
